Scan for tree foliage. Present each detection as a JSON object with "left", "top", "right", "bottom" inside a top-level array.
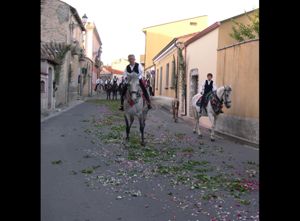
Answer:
[
  {"left": 230, "top": 9, "right": 259, "bottom": 42},
  {"left": 54, "top": 45, "right": 71, "bottom": 84}
]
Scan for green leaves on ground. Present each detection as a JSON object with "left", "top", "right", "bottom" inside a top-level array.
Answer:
[
  {"left": 51, "top": 160, "right": 62, "bottom": 165},
  {"left": 81, "top": 165, "right": 101, "bottom": 174},
  {"left": 86, "top": 99, "right": 120, "bottom": 112}
]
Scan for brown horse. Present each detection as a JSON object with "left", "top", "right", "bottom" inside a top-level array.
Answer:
[{"left": 171, "top": 98, "right": 179, "bottom": 123}]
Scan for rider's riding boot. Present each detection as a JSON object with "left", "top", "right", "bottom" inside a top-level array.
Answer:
[
  {"left": 139, "top": 79, "right": 152, "bottom": 109},
  {"left": 119, "top": 96, "right": 124, "bottom": 111},
  {"left": 119, "top": 85, "right": 127, "bottom": 111},
  {"left": 199, "top": 101, "right": 203, "bottom": 113}
]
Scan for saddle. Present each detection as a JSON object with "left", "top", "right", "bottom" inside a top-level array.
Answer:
[
  {"left": 196, "top": 92, "right": 223, "bottom": 114},
  {"left": 196, "top": 93, "right": 211, "bottom": 108}
]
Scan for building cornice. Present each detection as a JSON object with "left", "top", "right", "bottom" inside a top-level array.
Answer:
[
  {"left": 217, "top": 38, "right": 259, "bottom": 51},
  {"left": 153, "top": 42, "right": 176, "bottom": 63}
]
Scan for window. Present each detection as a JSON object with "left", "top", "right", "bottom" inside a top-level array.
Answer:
[
  {"left": 159, "top": 67, "right": 163, "bottom": 95},
  {"left": 171, "top": 59, "right": 176, "bottom": 88},
  {"left": 190, "top": 22, "right": 197, "bottom": 26},
  {"left": 156, "top": 69, "right": 159, "bottom": 89},
  {"left": 41, "top": 81, "right": 45, "bottom": 93},
  {"left": 165, "top": 63, "right": 169, "bottom": 89}
]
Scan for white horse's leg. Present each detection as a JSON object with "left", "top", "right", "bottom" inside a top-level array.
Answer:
[
  {"left": 124, "top": 114, "right": 130, "bottom": 140},
  {"left": 192, "top": 107, "right": 202, "bottom": 137},
  {"left": 139, "top": 116, "right": 145, "bottom": 146},
  {"left": 207, "top": 109, "right": 215, "bottom": 141},
  {"left": 197, "top": 113, "right": 202, "bottom": 137},
  {"left": 193, "top": 107, "right": 198, "bottom": 133}
]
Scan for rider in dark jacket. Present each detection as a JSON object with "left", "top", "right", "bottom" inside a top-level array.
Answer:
[
  {"left": 199, "top": 73, "right": 217, "bottom": 113},
  {"left": 119, "top": 54, "right": 152, "bottom": 111}
]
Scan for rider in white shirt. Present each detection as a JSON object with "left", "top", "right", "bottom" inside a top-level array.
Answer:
[
  {"left": 119, "top": 54, "right": 151, "bottom": 111},
  {"left": 94, "top": 77, "right": 101, "bottom": 91},
  {"left": 199, "top": 73, "right": 220, "bottom": 113}
]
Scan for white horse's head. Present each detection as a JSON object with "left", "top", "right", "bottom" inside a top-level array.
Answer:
[
  {"left": 217, "top": 85, "right": 232, "bottom": 108},
  {"left": 127, "top": 72, "right": 140, "bottom": 102}
]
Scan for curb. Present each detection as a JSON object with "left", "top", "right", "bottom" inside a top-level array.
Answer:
[
  {"left": 41, "top": 100, "right": 84, "bottom": 123},
  {"left": 155, "top": 100, "right": 258, "bottom": 148}
]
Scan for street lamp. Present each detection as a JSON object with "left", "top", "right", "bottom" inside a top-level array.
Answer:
[
  {"left": 82, "top": 14, "right": 88, "bottom": 25},
  {"left": 175, "top": 41, "right": 184, "bottom": 50}
]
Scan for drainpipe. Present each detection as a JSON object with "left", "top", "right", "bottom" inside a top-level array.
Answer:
[
  {"left": 89, "top": 62, "right": 95, "bottom": 97},
  {"left": 184, "top": 45, "right": 187, "bottom": 116},
  {"left": 89, "top": 65, "right": 92, "bottom": 97},
  {"left": 152, "top": 62, "right": 156, "bottom": 96},
  {"left": 175, "top": 40, "right": 187, "bottom": 116},
  {"left": 175, "top": 55, "right": 178, "bottom": 99}
]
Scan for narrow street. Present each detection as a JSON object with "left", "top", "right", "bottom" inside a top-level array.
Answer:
[{"left": 41, "top": 95, "right": 259, "bottom": 221}]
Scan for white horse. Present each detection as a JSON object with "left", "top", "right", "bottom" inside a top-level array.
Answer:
[
  {"left": 191, "top": 86, "right": 232, "bottom": 141},
  {"left": 124, "top": 72, "right": 149, "bottom": 146}
]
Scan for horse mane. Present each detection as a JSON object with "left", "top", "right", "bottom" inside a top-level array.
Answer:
[{"left": 127, "top": 72, "right": 139, "bottom": 81}]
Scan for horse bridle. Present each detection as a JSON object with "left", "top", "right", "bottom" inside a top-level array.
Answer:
[{"left": 220, "top": 87, "right": 231, "bottom": 106}]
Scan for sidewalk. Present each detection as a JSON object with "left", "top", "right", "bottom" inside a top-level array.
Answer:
[
  {"left": 41, "top": 95, "right": 99, "bottom": 123},
  {"left": 151, "top": 95, "right": 212, "bottom": 128},
  {"left": 151, "top": 95, "right": 258, "bottom": 148}
]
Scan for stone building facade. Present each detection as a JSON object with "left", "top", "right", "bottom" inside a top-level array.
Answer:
[
  {"left": 82, "top": 20, "right": 102, "bottom": 96},
  {"left": 41, "top": 0, "right": 86, "bottom": 111}
]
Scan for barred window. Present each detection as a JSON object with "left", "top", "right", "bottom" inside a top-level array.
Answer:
[
  {"left": 41, "top": 81, "right": 45, "bottom": 93},
  {"left": 156, "top": 69, "right": 159, "bottom": 89},
  {"left": 171, "top": 59, "right": 176, "bottom": 88},
  {"left": 165, "top": 63, "right": 169, "bottom": 88}
]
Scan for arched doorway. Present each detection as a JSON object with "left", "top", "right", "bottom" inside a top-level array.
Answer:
[
  {"left": 78, "top": 74, "right": 82, "bottom": 96},
  {"left": 48, "top": 67, "right": 53, "bottom": 109},
  {"left": 189, "top": 68, "right": 199, "bottom": 116}
]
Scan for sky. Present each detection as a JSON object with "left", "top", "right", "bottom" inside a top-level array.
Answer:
[{"left": 63, "top": 0, "right": 259, "bottom": 65}]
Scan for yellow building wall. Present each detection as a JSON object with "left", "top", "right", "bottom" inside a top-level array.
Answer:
[
  {"left": 154, "top": 49, "right": 177, "bottom": 98},
  {"left": 185, "top": 28, "right": 219, "bottom": 117},
  {"left": 218, "top": 10, "right": 258, "bottom": 49},
  {"left": 140, "top": 55, "right": 145, "bottom": 64},
  {"left": 216, "top": 40, "right": 259, "bottom": 119},
  {"left": 144, "top": 16, "right": 208, "bottom": 70}
]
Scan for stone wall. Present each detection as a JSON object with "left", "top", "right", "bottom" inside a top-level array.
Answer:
[
  {"left": 216, "top": 40, "right": 259, "bottom": 144},
  {"left": 215, "top": 114, "right": 259, "bottom": 144},
  {"left": 41, "top": 0, "right": 71, "bottom": 44},
  {"left": 41, "top": 0, "right": 85, "bottom": 107}
]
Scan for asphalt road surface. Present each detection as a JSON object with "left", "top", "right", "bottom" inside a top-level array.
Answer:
[{"left": 41, "top": 97, "right": 259, "bottom": 221}]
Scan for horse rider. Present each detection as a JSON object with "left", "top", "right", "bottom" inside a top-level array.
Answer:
[
  {"left": 99, "top": 78, "right": 104, "bottom": 90},
  {"left": 198, "top": 73, "right": 219, "bottom": 113},
  {"left": 119, "top": 54, "right": 152, "bottom": 111},
  {"left": 105, "top": 77, "right": 111, "bottom": 85},
  {"left": 113, "top": 76, "right": 118, "bottom": 85},
  {"left": 94, "top": 77, "right": 101, "bottom": 91},
  {"left": 118, "top": 76, "right": 125, "bottom": 93}
]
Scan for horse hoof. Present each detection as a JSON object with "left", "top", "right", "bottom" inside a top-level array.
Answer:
[
  {"left": 211, "top": 138, "right": 215, "bottom": 142},
  {"left": 193, "top": 130, "right": 196, "bottom": 134},
  {"left": 141, "top": 142, "right": 145, "bottom": 146},
  {"left": 199, "top": 134, "right": 203, "bottom": 138}
]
